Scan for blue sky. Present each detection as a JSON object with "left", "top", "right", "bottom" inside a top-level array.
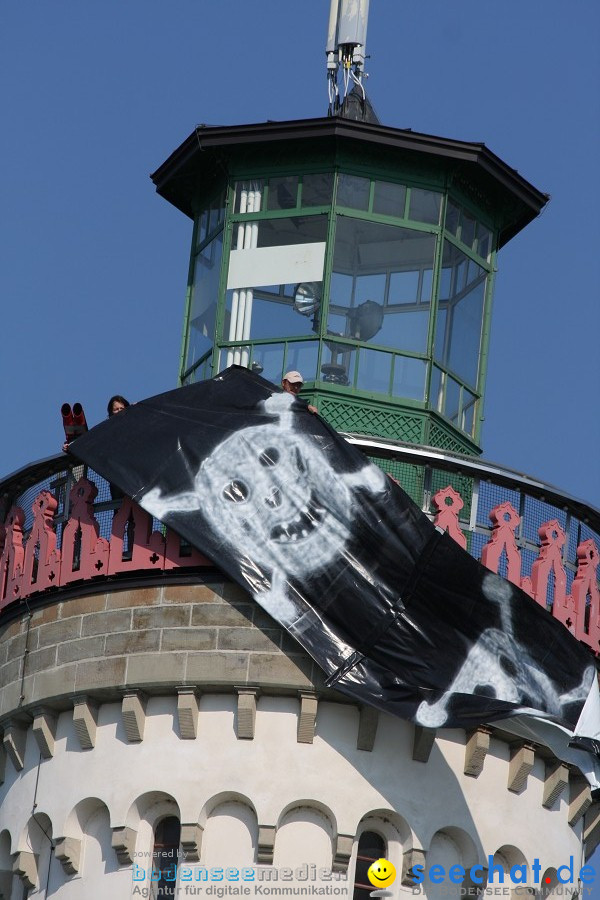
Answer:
[{"left": 1, "top": 0, "right": 599, "bottom": 514}]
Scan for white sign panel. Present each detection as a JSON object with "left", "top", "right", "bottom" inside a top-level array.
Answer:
[{"left": 227, "top": 242, "right": 326, "bottom": 290}]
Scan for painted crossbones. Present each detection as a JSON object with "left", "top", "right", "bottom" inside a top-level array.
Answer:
[{"left": 416, "top": 572, "right": 595, "bottom": 727}]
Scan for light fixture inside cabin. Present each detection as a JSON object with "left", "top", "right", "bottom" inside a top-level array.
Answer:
[{"left": 293, "top": 282, "right": 321, "bottom": 317}]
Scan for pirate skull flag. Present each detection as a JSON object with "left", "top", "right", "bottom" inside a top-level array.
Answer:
[{"left": 69, "top": 367, "right": 600, "bottom": 784}]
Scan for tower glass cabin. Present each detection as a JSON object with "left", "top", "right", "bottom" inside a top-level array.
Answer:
[{"left": 152, "top": 117, "right": 546, "bottom": 456}]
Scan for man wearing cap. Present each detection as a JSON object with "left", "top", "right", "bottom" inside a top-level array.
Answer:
[{"left": 281, "top": 371, "right": 318, "bottom": 414}]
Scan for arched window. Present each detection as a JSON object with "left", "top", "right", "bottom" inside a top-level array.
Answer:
[
  {"left": 353, "top": 831, "right": 386, "bottom": 900},
  {"left": 152, "top": 816, "right": 181, "bottom": 898}
]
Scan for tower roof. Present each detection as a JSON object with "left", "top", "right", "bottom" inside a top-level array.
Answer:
[{"left": 151, "top": 116, "right": 548, "bottom": 248}]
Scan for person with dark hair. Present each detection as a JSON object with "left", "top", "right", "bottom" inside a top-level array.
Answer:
[
  {"left": 105, "top": 396, "right": 130, "bottom": 501},
  {"left": 107, "top": 395, "right": 130, "bottom": 417},
  {"left": 64, "top": 396, "right": 131, "bottom": 451}
]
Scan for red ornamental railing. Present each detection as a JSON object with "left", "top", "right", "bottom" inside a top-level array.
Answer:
[
  {"left": 0, "top": 477, "right": 210, "bottom": 614},
  {"left": 0, "top": 470, "right": 598, "bottom": 655},
  {"left": 431, "top": 486, "right": 600, "bottom": 652}
]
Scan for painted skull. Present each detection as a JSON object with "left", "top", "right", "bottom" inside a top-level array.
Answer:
[
  {"left": 143, "top": 392, "right": 386, "bottom": 582},
  {"left": 198, "top": 429, "right": 354, "bottom": 580}
]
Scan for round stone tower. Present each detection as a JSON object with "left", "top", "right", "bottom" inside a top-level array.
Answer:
[{"left": 1, "top": 5, "right": 599, "bottom": 899}]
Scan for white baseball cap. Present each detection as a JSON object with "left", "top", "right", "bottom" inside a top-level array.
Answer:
[{"left": 283, "top": 371, "right": 303, "bottom": 384}]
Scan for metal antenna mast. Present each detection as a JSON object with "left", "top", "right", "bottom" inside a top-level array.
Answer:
[{"left": 326, "top": 0, "right": 370, "bottom": 115}]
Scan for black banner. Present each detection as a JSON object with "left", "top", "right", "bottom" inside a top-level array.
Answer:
[{"left": 70, "top": 367, "right": 599, "bottom": 774}]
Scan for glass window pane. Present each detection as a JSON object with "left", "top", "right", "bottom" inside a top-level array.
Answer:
[
  {"left": 444, "top": 375, "right": 461, "bottom": 423},
  {"left": 389, "top": 271, "right": 419, "bottom": 304},
  {"left": 267, "top": 176, "right": 299, "bottom": 210},
  {"left": 376, "top": 309, "right": 429, "bottom": 353},
  {"left": 285, "top": 341, "right": 320, "bottom": 383},
  {"left": 409, "top": 188, "right": 442, "bottom": 224},
  {"left": 248, "top": 343, "right": 285, "bottom": 385},
  {"left": 462, "top": 388, "right": 477, "bottom": 435},
  {"left": 373, "top": 180, "right": 406, "bottom": 218},
  {"left": 255, "top": 215, "right": 328, "bottom": 248},
  {"left": 302, "top": 173, "right": 334, "bottom": 207},
  {"left": 354, "top": 273, "right": 386, "bottom": 305},
  {"left": 212, "top": 191, "right": 226, "bottom": 229},
  {"left": 219, "top": 344, "right": 251, "bottom": 372},
  {"left": 183, "top": 351, "right": 212, "bottom": 385},
  {"left": 197, "top": 210, "right": 208, "bottom": 247},
  {"left": 445, "top": 199, "right": 460, "bottom": 236},
  {"left": 448, "top": 280, "right": 485, "bottom": 386},
  {"left": 434, "top": 306, "right": 447, "bottom": 360},
  {"left": 320, "top": 340, "right": 355, "bottom": 386},
  {"left": 207, "top": 204, "right": 218, "bottom": 234},
  {"left": 439, "top": 266, "right": 452, "bottom": 300},
  {"left": 467, "top": 259, "right": 481, "bottom": 284},
  {"left": 337, "top": 174, "right": 370, "bottom": 210},
  {"left": 201, "top": 353, "right": 213, "bottom": 380},
  {"left": 421, "top": 268, "right": 433, "bottom": 301},
  {"left": 430, "top": 365, "right": 443, "bottom": 411},
  {"left": 234, "top": 180, "right": 265, "bottom": 214},
  {"left": 186, "top": 231, "right": 223, "bottom": 371},
  {"left": 357, "top": 348, "right": 392, "bottom": 394},
  {"left": 225, "top": 216, "right": 328, "bottom": 343},
  {"left": 327, "top": 319, "right": 347, "bottom": 344},
  {"left": 226, "top": 287, "right": 317, "bottom": 340},
  {"left": 392, "top": 356, "right": 426, "bottom": 401},
  {"left": 435, "top": 241, "right": 486, "bottom": 387},
  {"left": 329, "top": 272, "right": 354, "bottom": 310},
  {"left": 328, "top": 217, "right": 436, "bottom": 354},
  {"left": 477, "top": 226, "right": 492, "bottom": 260},
  {"left": 461, "top": 211, "right": 476, "bottom": 249}
]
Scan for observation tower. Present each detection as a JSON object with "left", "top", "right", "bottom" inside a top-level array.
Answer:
[{"left": 1, "top": 3, "right": 599, "bottom": 899}]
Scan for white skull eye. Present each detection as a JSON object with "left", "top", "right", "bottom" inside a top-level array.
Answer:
[
  {"left": 223, "top": 480, "right": 249, "bottom": 503},
  {"left": 259, "top": 447, "right": 280, "bottom": 467}
]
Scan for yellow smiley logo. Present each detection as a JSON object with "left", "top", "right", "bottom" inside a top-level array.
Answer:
[{"left": 367, "top": 858, "right": 396, "bottom": 888}]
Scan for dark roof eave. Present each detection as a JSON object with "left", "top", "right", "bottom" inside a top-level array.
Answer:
[{"left": 150, "top": 117, "right": 548, "bottom": 244}]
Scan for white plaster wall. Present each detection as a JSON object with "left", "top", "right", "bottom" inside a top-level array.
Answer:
[
  {"left": 424, "top": 833, "right": 465, "bottom": 900},
  {"left": 23, "top": 813, "right": 54, "bottom": 900},
  {"left": 0, "top": 694, "right": 585, "bottom": 899},
  {"left": 202, "top": 801, "right": 257, "bottom": 867},
  {"left": 274, "top": 807, "right": 333, "bottom": 869}
]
